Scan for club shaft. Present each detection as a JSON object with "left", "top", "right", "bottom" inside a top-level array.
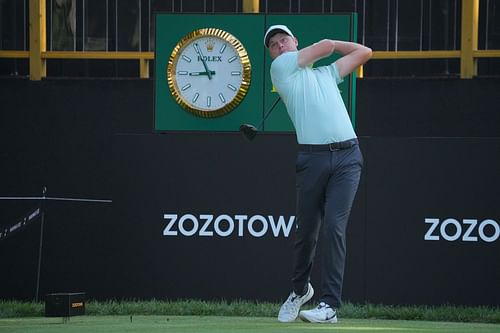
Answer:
[{"left": 257, "top": 97, "right": 281, "bottom": 130}]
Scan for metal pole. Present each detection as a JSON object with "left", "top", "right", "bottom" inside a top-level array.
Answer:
[
  {"left": 115, "top": 0, "right": 118, "bottom": 50},
  {"left": 386, "top": 0, "right": 390, "bottom": 51},
  {"left": 420, "top": 0, "right": 423, "bottom": 51},
  {"left": 460, "top": 0, "right": 479, "bottom": 78},
  {"left": 139, "top": 0, "right": 141, "bottom": 51},
  {"left": 83, "top": 0, "right": 86, "bottom": 51},
  {"left": 395, "top": 0, "right": 399, "bottom": 51},
  {"left": 453, "top": 0, "right": 457, "bottom": 50},
  {"left": 148, "top": 0, "right": 150, "bottom": 51},
  {"left": 444, "top": 0, "right": 449, "bottom": 73},
  {"left": 29, "top": 0, "right": 47, "bottom": 80},
  {"left": 106, "top": 0, "right": 108, "bottom": 51},
  {"left": 485, "top": 0, "right": 490, "bottom": 49},
  {"left": 428, "top": 0, "right": 432, "bottom": 50},
  {"left": 49, "top": 0, "right": 52, "bottom": 50},
  {"left": 362, "top": 0, "right": 366, "bottom": 45},
  {"left": 73, "top": 0, "right": 77, "bottom": 51},
  {"left": 25, "top": 0, "right": 28, "bottom": 50},
  {"left": 35, "top": 209, "right": 45, "bottom": 302}
]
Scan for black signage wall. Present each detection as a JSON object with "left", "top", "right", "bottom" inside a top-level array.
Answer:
[
  {"left": 1, "top": 78, "right": 499, "bottom": 306},
  {"left": 362, "top": 138, "right": 500, "bottom": 306},
  {"left": 110, "top": 133, "right": 301, "bottom": 301},
  {"left": 107, "top": 135, "right": 500, "bottom": 305}
]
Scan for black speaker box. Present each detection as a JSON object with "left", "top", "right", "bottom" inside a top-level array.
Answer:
[{"left": 45, "top": 292, "right": 85, "bottom": 317}]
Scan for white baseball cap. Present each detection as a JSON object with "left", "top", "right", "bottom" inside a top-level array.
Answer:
[{"left": 264, "top": 25, "right": 295, "bottom": 48}]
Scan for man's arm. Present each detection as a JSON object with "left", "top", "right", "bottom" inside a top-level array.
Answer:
[
  {"left": 333, "top": 41, "right": 372, "bottom": 78},
  {"left": 298, "top": 39, "right": 372, "bottom": 78},
  {"left": 297, "top": 39, "right": 335, "bottom": 68}
]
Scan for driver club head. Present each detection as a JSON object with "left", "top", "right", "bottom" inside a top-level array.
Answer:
[{"left": 239, "top": 124, "right": 258, "bottom": 141}]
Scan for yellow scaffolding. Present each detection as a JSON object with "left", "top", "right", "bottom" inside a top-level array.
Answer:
[
  {"left": 28, "top": 0, "right": 46, "bottom": 80},
  {"left": 0, "top": 0, "right": 498, "bottom": 80}
]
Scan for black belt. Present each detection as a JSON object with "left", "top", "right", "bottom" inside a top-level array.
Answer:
[{"left": 299, "top": 139, "right": 358, "bottom": 152}]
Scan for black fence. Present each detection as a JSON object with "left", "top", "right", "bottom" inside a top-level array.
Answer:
[{"left": 2, "top": 1, "right": 500, "bottom": 77}]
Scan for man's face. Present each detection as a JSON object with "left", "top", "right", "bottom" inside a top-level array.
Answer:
[{"left": 268, "top": 32, "right": 298, "bottom": 59}]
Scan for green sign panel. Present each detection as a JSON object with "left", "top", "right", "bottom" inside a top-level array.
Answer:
[{"left": 154, "top": 13, "right": 357, "bottom": 132}]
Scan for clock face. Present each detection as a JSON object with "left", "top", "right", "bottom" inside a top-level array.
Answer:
[{"left": 167, "top": 28, "right": 252, "bottom": 118}]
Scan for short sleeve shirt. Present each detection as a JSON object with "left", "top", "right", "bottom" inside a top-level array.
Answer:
[{"left": 270, "top": 51, "right": 357, "bottom": 144}]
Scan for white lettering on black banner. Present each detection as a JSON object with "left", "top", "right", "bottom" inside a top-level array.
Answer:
[
  {"left": 424, "top": 218, "right": 499, "bottom": 243},
  {"left": 163, "top": 213, "right": 295, "bottom": 238}
]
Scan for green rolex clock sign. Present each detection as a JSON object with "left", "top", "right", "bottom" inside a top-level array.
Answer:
[
  {"left": 166, "top": 28, "right": 252, "bottom": 118},
  {"left": 154, "top": 14, "right": 358, "bottom": 132}
]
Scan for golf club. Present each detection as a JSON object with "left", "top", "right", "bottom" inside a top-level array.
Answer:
[{"left": 239, "top": 97, "right": 281, "bottom": 141}]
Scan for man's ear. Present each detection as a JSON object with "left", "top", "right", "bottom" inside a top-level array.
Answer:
[{"left": 294, "top": 37, "right": 299, "bottom": 47}]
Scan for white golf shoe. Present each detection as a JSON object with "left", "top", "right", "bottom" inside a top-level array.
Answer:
[
  {"left": 299, "top": 302, "right": 338, "bottom": 323},
  {"left": 277, "top": 283, "right": 314, "bottom": 322}
]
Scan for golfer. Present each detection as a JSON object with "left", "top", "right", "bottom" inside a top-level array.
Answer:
[{"left": 264, "top": 25, "right": 372, "bottom": 323}]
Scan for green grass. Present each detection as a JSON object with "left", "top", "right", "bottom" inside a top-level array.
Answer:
[
  {"left": 1, "top": 299, "right": 499, "bottom": 333},
  {"left": 1, "top": 315, "right": 500, "bottom": 333},
  {"left": 1, "top": 300, "right": 499, "bottom": 324}
]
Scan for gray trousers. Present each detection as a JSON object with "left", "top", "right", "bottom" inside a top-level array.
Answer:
[{"left": 292, "top": 140, "right": 363, "bottom": 308}]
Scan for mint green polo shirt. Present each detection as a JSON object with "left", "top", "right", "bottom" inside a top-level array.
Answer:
[{"left": 270, "top": 51, "right": 357, "bottom": 144}]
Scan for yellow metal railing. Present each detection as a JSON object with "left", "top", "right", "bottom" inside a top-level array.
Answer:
[
  {"left": 0, "top": 0, "right": 498, "bottom": 80},
  {"left": 29, "top": 0, "right": 46, "bottom": 80},
  {"left": 461, "top": 0, "right": 479, "bottom": 78},
  {"left": 358, "top": 0, "right": 493, "bottom": 79},
  {"left": 3, "top": 0, "right": 154, "bottom": 80},
  {"left": 371, "top": 51, "right": 461, "bottom": 59},
  {"left": 41, "top": 51, "right": 155, "bottom": 79},
  {"left": 0, "top": 51, "right": 29, "bottom": 59}
]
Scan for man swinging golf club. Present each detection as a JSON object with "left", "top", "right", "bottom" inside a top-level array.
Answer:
[{"left": 263, "top": 25, "right": 372, "bottom": 323}]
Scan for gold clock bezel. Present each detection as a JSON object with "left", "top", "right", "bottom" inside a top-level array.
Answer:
[{"left": 167, "top": 28, "right": 252, "bottom": 118}]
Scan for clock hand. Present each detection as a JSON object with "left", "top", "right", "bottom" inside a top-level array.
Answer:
[
  {"left": 194, "top": 43, "right": 213, "bottom": 80},
  {"left": 189, "top": 71, "right": 216, "bottom": 76}
]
